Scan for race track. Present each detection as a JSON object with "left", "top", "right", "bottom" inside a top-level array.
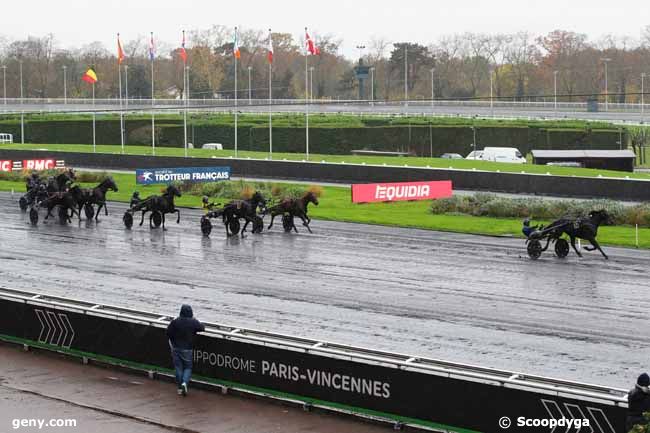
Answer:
[{"left": 1, "top": 191, "right": 648, "bottom": 389}]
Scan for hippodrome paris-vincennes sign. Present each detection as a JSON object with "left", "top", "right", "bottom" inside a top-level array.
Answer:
[{"left": 135, "top": 167, "right": 231, "bottom": 185}]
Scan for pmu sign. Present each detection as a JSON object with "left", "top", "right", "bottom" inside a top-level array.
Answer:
[
  {"left": 352, "top": 180, "right": 452, "bottom": 203},
  {"left": 136, "top": 166, "right": 231, "bottom": 185}
]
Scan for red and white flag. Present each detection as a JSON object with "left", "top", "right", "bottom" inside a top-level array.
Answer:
[
  {"left": 179, "top": 30, "right": 188, "bottom": 64},
  {"left": 304, "top": 28, "right": 320, "bottom": 55},
  {"left": 267, "top": 29, "right": 273, "bottom": 63}
]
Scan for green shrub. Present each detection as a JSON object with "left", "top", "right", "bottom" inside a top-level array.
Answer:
[{"left": 430, "top": 193, "right": 650, "bottom": 228}]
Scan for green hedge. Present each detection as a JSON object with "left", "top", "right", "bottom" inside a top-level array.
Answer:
[{"left": 0, "top": 118, "right": 622, "bottom": 156}]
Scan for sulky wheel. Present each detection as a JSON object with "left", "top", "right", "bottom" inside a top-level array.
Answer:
[
  {"left": 29, "top": 208, "right": 39, "bottom": 225},
  {"left": 201, "top": 216, "right": 212, "bottom": 236},
  {"left": 84, "top": 203, "right": 95, "bottom": 220},
  {"left": 123, "top": 211, "right": 134, "bottom": 229},
  {"left": 554, "top": 238, "right": 570, "bottom": 258},
  {"left": 252, "top": 216, "right": 264, "bottom": 234},
  {"left": 228, "top": 218, "right": 241, "bottom": 235},
  {"left": 19, "top": 197, "right": 28, "bottom": 212},
  {"left": 282, "top": 214, "right": 294, "bottom": 232},
  {"left": 151, "top": 211, "right": 163, "bottom": 228},
  {"left": 527, "top": 239, "right": 543, "bottom": 260}
]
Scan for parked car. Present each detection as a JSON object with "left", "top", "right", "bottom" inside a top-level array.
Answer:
[
  {"left": 481, "top": 147, "right": 526, "bottom": 164},
  {"left": 440, "top": 153, "right": 464, "bottom": 159}
]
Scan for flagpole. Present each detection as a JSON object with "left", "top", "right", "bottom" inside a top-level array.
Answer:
[
  {"left": 117, "top": 34, "right": 124, "bottom": 154},
  {"left": 269, "top": 55, "right": 273, "bottom": 160},
  {"left": 234, "top": 27, "right": 238, "bottom": 158},
  {"left": 92, "top": 82, "right": 96, "bottom": 153},
  {"left": 124, "top": 64, "right": 129, "bottom": 149},
  {"left": 305, "top": 43, "right": 309, "bottom": 161},
  {"left": 151, "top": 33, "right": 155, "bottom": 156},
  {"left": 184, "top": 65, "right": 188, "bottom": 158}
]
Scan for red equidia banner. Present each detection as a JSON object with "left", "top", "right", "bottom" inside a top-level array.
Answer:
[
  {"left": 351, "top": 180, "right": 453, "bottom": 203},
  {"left": 0, "top": 160, "right": 12, "bottom": 172}
]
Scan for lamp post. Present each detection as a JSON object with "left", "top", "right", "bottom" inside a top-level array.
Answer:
[
  {"left": 1, "top": 65, "right": 6, "bottom": 105},
  {"left": 642, "top": 72, "right": 646, "bottom": 115},
  {"left": 489, "top": 68, "right": 494, "bottom": 115},
  {"left": 601, "top": 58, "right": 611, "bottom": 112},
  {"left": 553, "top": 70, "right": 558, "bottom": 112},
  {"left": 247, "top": 66, "right": 252, "bottom": 105},
  {"left": 124, "top": 64, "right": 129, "bottom": 109},
  {"left": 19, "top": 61, "right": 23, "bottom": 103},
  {"left": 62, "top": 65, "right": 67, "bottom": 104},
  {"left": 404, "top": 42, "right": 409, "bottom": 106},
  {"left": 370, "top": 66, "right": 375, "bottom": 105},
  {"left": 430, "top": 68, "right": 435, "bottom": 107}
]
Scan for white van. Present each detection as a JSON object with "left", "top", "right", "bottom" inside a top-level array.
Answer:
[
  {"left": 481, "top": 147, "right": 526, "bottom": 164},
  {"left": 465, "top": 150, "right": 485, "bottom": 160}
]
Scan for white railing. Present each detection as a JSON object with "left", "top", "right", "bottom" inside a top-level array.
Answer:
[{"left": 0, "top": 286, "right": 629, "bottom": 406}]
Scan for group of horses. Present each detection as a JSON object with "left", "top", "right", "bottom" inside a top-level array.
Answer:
[
  {"left": 200, "top": 190, "right": 320, "bottom": 237},
  {"left": 19, "top": 169, "right": 118, "bottom": 225}
]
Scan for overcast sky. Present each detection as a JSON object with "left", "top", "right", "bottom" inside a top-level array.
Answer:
[{"left": 2, "top": 0, "right": 649, "bottom": 58}]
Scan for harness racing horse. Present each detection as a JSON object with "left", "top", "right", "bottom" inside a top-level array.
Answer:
[
  {"left": 266, "top": 191, "right": 319, "bottom": 233},
  {"left": 133, "top": 185, "right": 182, "bottom": 230},
  {"left": 531, "top": 210, "right": 611, "bottom": 259},
  {"left": 42, "top": 186, "right": 82, "bottom": 224},
  {"left": 221, "top": 191, "right": 267, "bottom": 237},
  {"left": 75, "top": 177, "right": 119, "bottom": 221},
  {"left": 47, "top": 169, "right": 76, "bottom": 194}
]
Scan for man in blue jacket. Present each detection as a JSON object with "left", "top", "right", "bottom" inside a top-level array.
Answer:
[{"left": 166, "top": 305, "right": 205, "bottom": 396}]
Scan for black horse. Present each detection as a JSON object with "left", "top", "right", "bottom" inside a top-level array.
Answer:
[
  {"left": 130, "top": 185, "right": 182, "bottom": 230},
  {"left": 46, "top": 169, "right": 76, "bottom": 194},
  {"left": 42, "top": 187, "right": 81, "bottom": 224},
  {"left": 266, "top": 191, "right": 319, "bottom": 233},
  {"left": 75, "top": 177, "right": 119, "bottom": 221},
  {"left": 531, "top": 210, "right": 611, "bottom": 259},
  {"left": 221, "top": 191, "right": 267, "bottom": 237}
]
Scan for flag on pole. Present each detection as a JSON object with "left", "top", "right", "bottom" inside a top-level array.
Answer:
[
  {"left": 267, "top": 29, "right": 273, "bottom": 64},
  {"left": 305, "top": 28, "right": 320, "bottom": 55},
  {"left": 117, "top": 34, "right": 125, "bottom": 64},
  {"left": 82, "top": 68, "right": 98, "bottom": 84},
  {"left": 179, "top": 30, "right": 188, "bottom": 63},
  {"left": 149, "top": 32, "right": 155, "bottom": 61},
  {"left": 233, "top": 27, "right": 241, "bottom": 59}
]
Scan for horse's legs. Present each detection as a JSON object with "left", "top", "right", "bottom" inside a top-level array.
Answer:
[
  {"left": 241, "top": 218, "right": 250, "bottom": 237},
  {"left": 78, "top": 204, "right": 83, "bottom": 221},
  {"left": 298, "top": 213, "right": 312, "bottom": 233},
  {"left": 569, "top": 235, "right": 582, "bottom": 257},
  {"left": 267, "top": 213, "right": 277, "bottom": 230},
  {"left": 588, "top": 238, "right": 608, "bottom": 260},
  {"left": 162, "top": 213, "right": 167, "bottom": 231},
  {"left": 104, "top": 201, "right": 108, "bottom": 216},
  {"left": 175, "top": 209, "right": 180, "bottom": 224},
  {"left": 139, "top": 210, "right": 148, "bottom": 226}
]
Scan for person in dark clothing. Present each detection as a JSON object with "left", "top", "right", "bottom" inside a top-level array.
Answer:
[
  {"left": 522, "top": 218, "right": 540, "bottom": 238},
  {"left": 627, "top": 373, "right": 650, "bottom": 431},
  {"left": 166, "top": 305, "right": 205, "bottom": 396}
]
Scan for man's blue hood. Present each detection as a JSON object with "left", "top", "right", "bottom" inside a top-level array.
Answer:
[{"left": 180, "top": 304, "right": 193, "bottom": 318}]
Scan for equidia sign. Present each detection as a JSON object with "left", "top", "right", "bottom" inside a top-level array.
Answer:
[
  {"left": 136, "top": 166, "right": 231, "bottom": 185},
  {"left": 351, "top": 180, "right": 452, "bottom": 203}
]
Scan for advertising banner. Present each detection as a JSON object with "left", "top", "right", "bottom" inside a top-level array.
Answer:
[
  {"left": 0, "top": 159, "right": 64, "bottom": 172},
  {"left": 352, "top": 180, "right": 452, "bottom": 203},
  {"left": 136, "top": 167, "right": 231, "bottom": 185},
  {"left": 0, "top": 297, "right": 626, "bottom": 433}
]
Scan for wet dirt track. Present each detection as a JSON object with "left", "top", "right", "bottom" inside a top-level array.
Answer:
[{"left": 0, "top": 191, "right": 648, "bottom": 389}]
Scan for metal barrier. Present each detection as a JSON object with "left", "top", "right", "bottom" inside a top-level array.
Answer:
[{"left": 0, "top": 286, "right": 628, "bottom": 433}]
